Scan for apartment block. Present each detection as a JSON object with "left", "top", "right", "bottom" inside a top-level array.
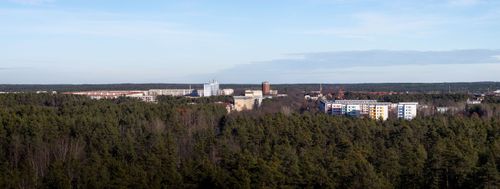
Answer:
[
  {"left": 369, "top": 104, "right": 389, "bottom": 121},
  {"left": 397, "top": 102, "right": 418, "bottom": 120},
  {"left": 320, "top": 99, "right": 404, "bottom": 121},
  {"left": 233, "top": 96, "right": 259, "bottom": 111}
]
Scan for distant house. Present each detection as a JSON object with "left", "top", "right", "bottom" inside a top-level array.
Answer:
[
  {"left": 494, "top": 90, "right": 500, "bottom": 96},
  {"left": 436, "top": 107, "right": 450, "bottom": 114},
  {"left": 466, "top": 98, "right": 482, "bottom": 105},
  {"left": 304, "top": 92, "right": 323, "bottom": 101}
]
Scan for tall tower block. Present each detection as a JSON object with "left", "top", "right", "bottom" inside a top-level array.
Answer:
[{"left": 262, "top": 81, "right": 270, "bottom": 95}]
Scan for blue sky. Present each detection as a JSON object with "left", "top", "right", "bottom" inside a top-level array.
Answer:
[{"left": 1, "top": 0, "right": 500, "bottom": 84}]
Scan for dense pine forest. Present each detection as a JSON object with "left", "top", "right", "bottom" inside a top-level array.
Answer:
[{"left": 0, "top": 94, "right": 499, "bottom": 188}]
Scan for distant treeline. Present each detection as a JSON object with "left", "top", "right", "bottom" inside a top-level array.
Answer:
[
  {"left": 1, "top": 82, "right": 500, "bottom": 93},
  {"left": 297, "top": 82, "right": 500, "bottom": 94},
  {"left": 0, "top": 94, "right": 499, "bottom": 188}
]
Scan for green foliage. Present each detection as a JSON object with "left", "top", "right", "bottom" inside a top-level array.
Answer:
[{"left": 0, "top": 94, "right": 499, "bottom": 188}]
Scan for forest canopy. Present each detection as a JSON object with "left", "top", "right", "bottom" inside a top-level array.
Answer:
[{"left": 0, "top": 94, "right": 499, "bottom": 188}]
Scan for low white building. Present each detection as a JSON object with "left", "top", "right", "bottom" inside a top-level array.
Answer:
[
  {"left": 304, "top": 92, "right": 323, "bottom": 101},
  {"left": 436, "top": 107, "right": 449, "bottom": 114},
  {"left": 64, "top": 91, "right": 156, "bottom": 102},
  {"left": 397, "top": 102, "right": 418, "bottom": 120},
  {"left": 219, "top": 88, "right": 234, "bottom": 96},
  {"left": 269, "top": 90, "right": 278, "bottom": 96},
  {"left": 148, "top": 89, "right": 197, "bottom": 97},
  {"left": 245, "top": 90, "right": 263, "bottom": 98},
  {"left": 466, "top": 98, "right": 482, "bottom": 105}
]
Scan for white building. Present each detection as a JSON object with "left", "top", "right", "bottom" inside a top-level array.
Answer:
[
  {"left": 203, "top": 80, "right": 220, "bottom": 97},
  {"left": 436, "top": 107, "right": 449, "bottom": 114},
  {"left": 219, "top": 88, "right": 234, "bottom": 96},
  {"left": 346, "top": 104, "right": 361, "bottom": 117},
  {"left": 466, "top": 98, "right": 482, "bottom": 105},
  {"left": 245, "top": 90, "right": 263, "bottom": 98},
  {"left": 397, "top": 102, "right": 418, "bottom": 120},
  {"left": 304, "top": 92, "right": 323, "bottom": 101},
  {"left": 64, "top": 91, "right": 156, "bottom": 102},
  {"left": 148, "top": 89, "right": 197, "bottom": 97},
  {"left": 333, "top": 100, "right": 379, "bottom": 115}
]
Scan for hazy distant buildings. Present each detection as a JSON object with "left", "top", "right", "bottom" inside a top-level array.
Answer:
[
  {"left": 397, "top": 102, "right": 418, "bottom": 120},
  {"left": 36, "top": 91, "right": 57, "bottom": 94},
  {"left": 63, "top": 79, "right": 236, "bottom": 103},
  {"left": 63, "top": 91, "right": 156, "bottom": 102},
  {"left": 148, "top": 89, "right": 198, "bottom": 97}
]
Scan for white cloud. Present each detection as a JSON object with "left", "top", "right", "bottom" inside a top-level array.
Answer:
[{"left": 202, "top": 50, "right": 500, "bottom": 83}]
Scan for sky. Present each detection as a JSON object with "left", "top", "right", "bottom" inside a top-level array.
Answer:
[{"left": 1, "top": 0, "right": 500, "bottom": 84}]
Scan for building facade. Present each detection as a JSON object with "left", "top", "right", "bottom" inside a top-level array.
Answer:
[
  {"left": 369, "top": 104, "right": 389, "bottom": 121},
  {"left": 397, "top": 102, "right": 418, "bottom": 120},
  {"left": 219, "top": 88, "right": 234, "bottom": 96},
  {"left": 346, "top": 104, "right": 361, "bottom": 117},
  {"left": 245, "top": 90, "right": 263, "bottom": 98},
  {"left": 321, "top": 99, "right": 396, "bottom": 120},
  {"left": 233, "top": 96, "right": 258, "bottom": 111},
  {"left": 148, "top": 89, "right": 197, "bottom": 97},
  {"left": 64, "top": 91, "right": 156, "bottom": 102}
]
